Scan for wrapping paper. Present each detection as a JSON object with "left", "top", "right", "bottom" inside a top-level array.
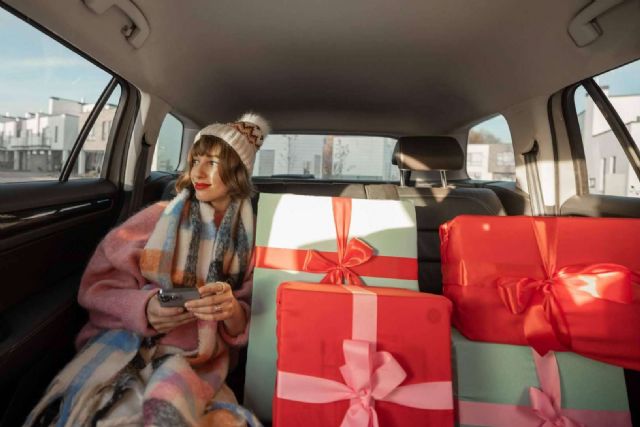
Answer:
[
  {"left": 441, "top": 215, "right": 640, "bottom": 369},
  {"left": 275, "top": 282, "right": 454, "bottom": 426},
  {"left": 245, "top": 194, "right": 420, "bottom": 420},
  {"left": 452, "top": 329, "right": 631, "bottom": 427}
]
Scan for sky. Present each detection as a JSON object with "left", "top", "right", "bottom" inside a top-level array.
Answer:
[
  {"left": 2, "top": 6, "right": 639, "bottom": 141},
  {"left": 0, "top": 9, "right": 112, "bottom": 117}
]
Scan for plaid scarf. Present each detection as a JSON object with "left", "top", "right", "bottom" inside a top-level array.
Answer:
[
  {"left": 141, "top": 189, "right": 254, "bottom": 291},
  {"left": 140, "top": 189, "right": 254, "bottom": 364}
]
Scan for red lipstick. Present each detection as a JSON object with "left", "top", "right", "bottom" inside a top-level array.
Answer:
[{"left": 194, "top": 183, "right": 211, "bottom": 190}]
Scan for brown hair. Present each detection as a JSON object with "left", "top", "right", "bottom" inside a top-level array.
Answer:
[{"left": 175, "top": 135, "right": 254, "bottom": 200}]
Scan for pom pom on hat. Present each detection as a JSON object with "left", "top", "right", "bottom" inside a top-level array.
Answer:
[{"left": 196, "top": 112, "right": 270, "bottom": 175}]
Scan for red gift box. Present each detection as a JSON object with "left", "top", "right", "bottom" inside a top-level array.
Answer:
[
  {"left": 440, "top": 215, "right": 640, "bottom": 370},
  {"left": 274, "top": 282, "right": 454, "bottom": 427}
]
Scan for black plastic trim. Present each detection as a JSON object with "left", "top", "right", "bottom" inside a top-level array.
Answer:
[
  {"left": 547, "top": 94, "right": 560, "bottom": 214},
  {"left": 562, "top": 83, "right": 590, "bottom": 195},
  {"left": 61, "top": 78, "right": 119, "bottom": 181}
]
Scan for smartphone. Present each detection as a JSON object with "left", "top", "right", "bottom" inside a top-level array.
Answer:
[{"left": 158, "top": 287, "right": 201, "bottom": 307}]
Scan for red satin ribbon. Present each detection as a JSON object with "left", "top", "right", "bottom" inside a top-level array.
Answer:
[
  {"left": 302, "top": 198, "right": 374, "bottom": 285},
  {"left": 497, "top": 263, "right": 636, "bottom": 355}
]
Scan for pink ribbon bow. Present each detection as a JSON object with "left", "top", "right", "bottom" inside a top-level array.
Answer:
[
  {"left": 529, "top": 351, "right": 584, "bottom": 427},
  {"left": 458, "top": 345, "right": 631, "bottom": 426},
  {"left": 277, "top": 339, "right": 453, "bottom": 427}
]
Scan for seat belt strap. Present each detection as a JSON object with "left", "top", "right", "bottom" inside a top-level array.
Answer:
[
  {"left": 523, "top": 140, "right": 544, "bottom": 216},
  {"left": 130, "top": 134, "right": 151, "bottom": 215}
]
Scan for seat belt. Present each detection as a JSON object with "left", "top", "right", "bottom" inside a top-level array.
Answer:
[
  {"left": 129, "top": 134, "right": 151, "bottom": 215},
  {"left": 523, "top": 140, "right": 545, "bottom": 216}
]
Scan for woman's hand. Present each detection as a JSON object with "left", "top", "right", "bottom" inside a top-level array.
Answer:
[
  {"left": 146, "top": 294, "right": 196, "bottom": 334},
  {"left": 184, "top": 281, "right": 247, "bottom": 336}
]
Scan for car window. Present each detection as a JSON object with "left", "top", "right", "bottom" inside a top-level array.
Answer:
[
  {"left": 0, "top": 7, "right": 117, "bottom": 183},
  {"left": 574, "top": 59, "right": 640, "bottom": 197},
  {"left": 68, "top": 87, "right": 122, "bottom": 179},
  {"left": 253, "top": 134, "right": 399, "bottom": 181},
  {"left": 152, "top": 113, "right": 184, "bottom": 172},
  {"left": 466, "top": 115, "right": 515, "bottom": 181}
]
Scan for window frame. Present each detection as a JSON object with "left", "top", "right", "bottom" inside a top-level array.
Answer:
[{"left": 563, "top": 78, "right": 640, "bottom": 196}]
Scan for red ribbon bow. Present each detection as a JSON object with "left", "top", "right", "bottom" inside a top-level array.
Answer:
[
  {"left": 497, "top": 263, "right": 635, "bottom": 355},
  {"left": 303, "top": 198, "right": 375, "bottom": 285}
]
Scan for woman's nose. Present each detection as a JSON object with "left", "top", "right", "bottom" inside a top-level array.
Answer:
[{"left": 193, "top": 164, "right": 205, "bottom": 177}]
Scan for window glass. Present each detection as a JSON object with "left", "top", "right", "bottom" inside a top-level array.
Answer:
[
  {"left": 69, "top": 87, "right": 121, "bottom": 179},
  {"left": 152, "top": 114, "right": 184, "bottom": 172},
  {"left": 0, "top": 8, "right": 116, "bottom": 183},
  {"left": 252, "top": 134, "right": 399, "bottom": 181},
  {"left": 466, "top": 115, "right": 515, "bottom": 181},
  {"left": 574, "top": 59, "right": 640, "bottom": 197}
]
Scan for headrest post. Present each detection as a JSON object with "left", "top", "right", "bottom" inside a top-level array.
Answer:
[
  {"left": 399, "top": 169, "right": 411, "bottom": 187},
  {"left": 439, "top": 170, "right": 448, "bottom": 188}
]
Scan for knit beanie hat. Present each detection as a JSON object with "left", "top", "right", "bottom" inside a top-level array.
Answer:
[{"left": 195, "top": 113, "right": 270, "bottom": 175}]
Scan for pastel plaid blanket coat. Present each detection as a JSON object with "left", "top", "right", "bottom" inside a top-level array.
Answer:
[{"left": 26, "top": 192, "right": 255, "bottom": 426}]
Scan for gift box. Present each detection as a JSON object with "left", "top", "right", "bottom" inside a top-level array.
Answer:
[
  {"left": 452, "top": 329, "right": 631, "bottom": 427},
  {"left": 245, "top": 194, "right": 420, "bottom": 420},
  {"left": 274, "top": 282, "right": 454, "bottom": 427},
  {"left": 440, "top": 215, "right": 640, "bottom": 369}
]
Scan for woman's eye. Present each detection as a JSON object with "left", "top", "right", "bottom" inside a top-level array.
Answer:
[
  {"left": 208, "top": 160, "right": 217, "bottom": 166},
  {"left": 192, "top": 159, "right": 200, "bottom": 166}
]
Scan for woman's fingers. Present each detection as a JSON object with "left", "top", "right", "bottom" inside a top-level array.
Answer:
[
  {"left": 185, "top": 293, "right": 231, "bottom": 310},
  {"left": 152, "top": 311, "right": 196, "bottom": 332},
  {"left": 198, "top": 281, "right": 230, "bottom": 297},
  {"left": 187, "top": 300, "right": 233, "bottom": 315}
]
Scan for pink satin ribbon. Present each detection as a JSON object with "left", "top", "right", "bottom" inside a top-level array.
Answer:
[
  {"left": 458, "top": 349, "right": 631, "bottom": 427},
  {"left": 302, "top": 197, "right": 375, "bottom": 285},
  {"left": 277, "top": 286, "right": 453, "bottom": 426},
  {"left": 277, "top": 340, "right": 452, "bottom": 427}
]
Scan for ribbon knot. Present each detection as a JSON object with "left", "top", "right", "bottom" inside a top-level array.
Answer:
[
  {"left": 277, "top": 337, "right": 453, "bottom": 427},
  {"left": 528, "top": 351, "right": 584, "bottom": 427},
  {"left": 304, "top": 238, "right": 375, "bottom": 285},
  {"left": 338, "top": 339, "right": 407, "bottom": 427},
  {"left": 497, "top": 263, "right": 635, "bottom": 355},
  {"left": 302, "top": 198, "right": 376, "bottom": 285}
]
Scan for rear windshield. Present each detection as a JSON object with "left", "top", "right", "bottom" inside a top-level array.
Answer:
[{"left": 253, "top": 134, "right": 399, "bottom": 181}]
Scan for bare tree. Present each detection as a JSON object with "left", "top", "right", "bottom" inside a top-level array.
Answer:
[
  {"left": 332, "top": 139, "right": 352, "bottom": 176},
  {"left": 468, "top": 129, "right": 503, "bottom": 144}
]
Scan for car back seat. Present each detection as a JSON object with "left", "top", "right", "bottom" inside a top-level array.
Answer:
[{"left": 366, "top": 136, "right": 506, "bottom": 294}]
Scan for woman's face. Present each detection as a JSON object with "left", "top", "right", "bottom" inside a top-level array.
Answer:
[{"left": 190, "top": 147, "right": 231, "bottom": 207}]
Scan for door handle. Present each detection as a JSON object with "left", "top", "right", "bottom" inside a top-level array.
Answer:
[
  {"left": 568, "top": 0, "right": 627, "bottom": 47},
  {"left": 83, "top": 0, "right": 150, "bottom": 48}
]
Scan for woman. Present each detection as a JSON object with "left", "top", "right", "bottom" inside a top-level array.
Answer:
[{"left": 27, "top": 113, "right": 269, "bottom": 426}]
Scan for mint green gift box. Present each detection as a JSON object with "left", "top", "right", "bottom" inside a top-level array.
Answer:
[
  {"left": 244, "top": 193, "right": 420, "bottom": 421},
  {"left": 451, "top": 329, "right": 631, "bottom": 427}
]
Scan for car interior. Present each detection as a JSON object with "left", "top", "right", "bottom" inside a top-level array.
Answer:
[{"left": 1, "top": 0, "right": 640, "bottom": 425}]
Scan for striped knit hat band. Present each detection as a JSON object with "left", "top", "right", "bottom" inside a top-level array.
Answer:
[{"left": 195, "top": 113, "right": 270, "bottom": 175}]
